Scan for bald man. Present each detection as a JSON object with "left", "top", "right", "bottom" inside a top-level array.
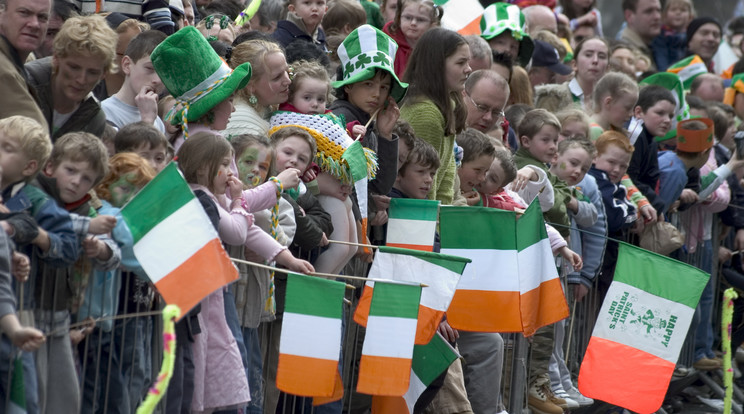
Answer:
[
  {"left": 690, "top": 73, "right": 725, "bottom": 102},
  {"left": 523, "top": 5, "right": 557, "bottom": 35}
]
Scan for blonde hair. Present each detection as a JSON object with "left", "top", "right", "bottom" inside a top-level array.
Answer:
[
  {"left": 49, "top": 132, "right": 110, "bottom": 184},
  {"left": 532, "top": 30, "right": 567, "bottom": 61},
  {"left": 0, "top": 116, "right": 51, "bottom": 179},
  {"left": 116, "top": 18, "right": 149, "bottom": 34},
  {"left": 556, "top": 109, "right": 591, "bottom": 138},
  {"left": 269, "top": 126, "right": 317, "bottom": 173},
  {"left": 53, "top": 15, "right": 118, "bottom": 74},
  {"left": 592, "top": 72, "right": 639, "bottom": 113},
  {"left": 508, "top": 66, "right": 534, "bottom": 106},
  {"left": 518, "top": 108, "right": 561, "bottom": 140},
  {"left": 289, "top": 60, "right": 332, "bottom": 104},
  {"left": 230, "top": 40, "right": 285, "bottom": 104},
  {"left": 663, "top": 0, "right": 696, "bottom": 20}
]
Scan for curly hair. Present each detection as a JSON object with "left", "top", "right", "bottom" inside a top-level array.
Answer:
[
  {"left": 95, "top": 152, "right": 156, "bottom": 203},
  {"left": 53, "top": 14, "right": 118, "bottom": 74}
]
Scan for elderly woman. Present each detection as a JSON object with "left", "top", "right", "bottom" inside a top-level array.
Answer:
[{"left": 26, "top": 14, "right": 117, "bottom": 142}]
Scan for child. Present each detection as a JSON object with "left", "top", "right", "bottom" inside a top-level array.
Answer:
[
  {"left": 272, "top": 0, "right": 328, "bottom": 51},
  {"left": 456, "top": 128, "right": 496, "bottom": 206},
  {"left": 176, "top": 132, "right": 251, "bottom": 413},
  {"left": 589, "top": 72, "right": 639, "bottom": 141},
  {"left": 391, "top": 137, "right": 439, "bottom": 199},
  {"left": 79, "top": 152, "right": 156, "bottom": 414},
  {"left": 102, "top": 30, "right": 168, "bottom": 133},
  {"left": 609, "top": 42, "right": 638, "bottom": 78},
  {"left": 651, "top": 0, "right": 694, "bottom": 71},
  {"left": 382, "top": 0, "right": 441, "bottom": 77},
  {"left": 556, "top": 109, "right": 591, "bottom": 142},
  {"left": 114, "top": 121, "right": 169, "bottom": 172}
]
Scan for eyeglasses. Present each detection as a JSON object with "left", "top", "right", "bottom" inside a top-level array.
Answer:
[
  {"left": 401, "top": 14, "right": 431, "bottom": 24},
  {"left": 465, "top": 94, "right": 505, "bottom": 120}
]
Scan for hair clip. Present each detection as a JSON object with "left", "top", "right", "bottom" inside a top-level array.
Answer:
[
  {"left": 204, "top": 14, "right": 231, "bottom": 31},
  {"left": 287, "top": 65, "right": 296, "bottom": 80}
]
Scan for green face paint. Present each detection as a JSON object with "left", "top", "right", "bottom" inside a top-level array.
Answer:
[
  {"left": 559, "top": 162, "right": 567, "bottom": 170},
  {"left": 109, "top": 173, "right": 139, "bottom": 207}
]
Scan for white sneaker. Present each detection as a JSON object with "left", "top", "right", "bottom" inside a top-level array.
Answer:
[
  {"left": 565, "top": 386, "right": 594, "bottom": 407},
  {"left": 553, "top": 387, "right": 580, "bottom": 409}
]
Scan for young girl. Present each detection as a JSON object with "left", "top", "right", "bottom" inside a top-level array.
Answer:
[
  {"left": 401, "top": 27, "right": 471, "bottom": 205},
  {"left": 383, "top": 0, "right": 441, "bottom": 77},
  {"left": 651, "top": 0, "right": 694, "bottom": 70},
  {"left": 609, "top": 42, "right": 638, "bottom": 78},
  {"left": 570, "top": 37, "right": 610, "bottom": 110}
]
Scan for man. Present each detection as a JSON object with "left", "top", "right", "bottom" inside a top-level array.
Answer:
[
  {"left": 0, "top": 0, "right": 49, "bottom": 128},
  {"left": 465, "top": 35, "right": 493, "bottom": 72},
  {"left": 523, "top": 4, "right": 557, "bottom": 35},
  {"left": 690, "top": 73, "right": 725, "bottom": 102},
  {"left": 35, "top": 0, "right": 77, "bottom": 58},
  {"left": 620, "top": 0, "right": 661, "bottom": 70},
  {"left": 687, "top": 17, "right": 722, "bottom": 71},
  {"left": 463, "top": 70, "right": 510, "bottom": 134},
  {"left": 528, "top": 40, "right": 572, "bottom": 88}
]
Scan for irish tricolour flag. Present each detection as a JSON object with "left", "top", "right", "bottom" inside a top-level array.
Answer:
[
  {"left": 578, "top": 243, "right": 708, "bottom": 414},
  {"left": 386, "top": 198, "right": 440, "bottom": 251},
  {"left": 357, "top": 281, "right": 422, "bottom": 396},
  {"left": 277, "top": 273, "right": 345, "bottom": 399},
  {"left": 440, "top": 201, "right": 569, "bottom": 336},
  {"left": 354, "top": 246, "right": 469, "bottom": 344},
  {"left": 434, "top": 0, "right": 484, "bottom": 35},
  {"left": 120, "top": 162, "right": 239, "bottom": 319}
]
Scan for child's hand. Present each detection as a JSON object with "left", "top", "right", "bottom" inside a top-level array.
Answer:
[
  {"left": 370, "top": 210, "right": 388, "bottom": 226},
  {"left": 376, "top": 96, "right": 400, "bottom": 140},
  {"left": 135, "top": 85, "right": 160, "bottom": 125},
  {"left": 372, "top": 194, "right": 391, "bottom": 211},
  {"left": 320, "top": 232, "right": 329, "bottom": 246},
  {"left": 639, "top": 204, "right": 657, "bottom": 224},
  {"left": 11, "top": 252, "right": 29, "bottom": 282},
  {"left": 511, "top": 167, "right": 538, "bottom": 191},
  {"left": 11, "top": 326, "right": 45, "bottom": 352},
  {"left": 89, "top": 215, "right": 117, "bottom": 235},
  {"left": 576, "top": 10, "right": 598, "bottom": 27},
  {"left": 572, "top": 283, "right": 589, "bottom": 303},
  {"left": 301, "top": 168, "right": 317, "bottom": 183},
  {"left": 566, "top": 196, "right": 579, "bottom": 214},
  {"left": 275, "top": 249, "right": 315, "bottom": 274},
  {"left": 558, "top": 246, "right": 582, "bottom": 271},
  {"left": 82, "top": 236, "right": 111, "bottom": 260},
  {"left": 277, "top": 168, "right": 301, "bottom": 190},
  {"left": 227, "top": 176, "right": 244, "bottom": 200},
  {"left": 462, "top": 190, "right": 480, "bottom": 206},
  {"left": 679, "top": 188, "right": 699, "bottom": 204},
  {"left": 719, "top": 246, "right": 734, "bottom": 263},
  {"left": 69, "top": 317, "right": 95, "bottom": 346},
  {"left": 351, "top": 124, "right": 367, "bottom": 140}
]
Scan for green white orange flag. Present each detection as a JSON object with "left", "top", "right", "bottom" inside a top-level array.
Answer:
[
  {"left": 439, "top": 201, "right": 568, "bottom": 336},
  {"left": 357, "top": 281, "right": 422, "bottom": 396},
  {"left": 371, "top": 333, "right": 459, "bottom": 413},
  {"left": 578, "top": 243, "right": 708, "bottom": 414},
  {"left": 354, "top": 246, "right": 470, "bottom": 344},
  {"left": 386, "top": 198, "right": 440, "bottom": 251},
  {"left": 120, "top": 162, "right": 238, "bottom": 319},
  {"left": 277, "top": 273, "right": 346, "bottom": 399},
  {"left": 434, "top": 0, "right": 484, "bottom": 35}
]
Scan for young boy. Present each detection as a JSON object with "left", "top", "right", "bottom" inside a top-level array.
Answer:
[
  {"left": 391, "top": 137, "right": 440, "bottom": 199},
  {"left": 513, "top": 108, "right": 574, "bottom": 237},
  {"left": 272, "top": 0, "right": 328, "bottom": 50},
  {"left": 114, "top": 121, "right": 170, "bottom": 172},
  {"left": 456, "top": 128, "right": 497, "bottom": 206},
  {"left": 102, "top": 30, "right": 168, "bottom": 133}
]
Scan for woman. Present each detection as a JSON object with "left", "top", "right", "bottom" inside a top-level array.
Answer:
[
  {"left": 225, "top": 39, "right": 292, "bottom": 138},
  {"left": 25, "top": 15, "right": 117, "bottom": 141}
]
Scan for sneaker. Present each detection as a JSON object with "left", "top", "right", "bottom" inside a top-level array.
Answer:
[
  {"left": 672, "top": 365, "right": 690, "bottom": 377},
  {"left": 693, "top": 357, "right": 722, "bottom": 371},
  {"left": 528, "top": 378, "right": 564, "bottom": 414},
  {"left": 565, "top": 386, "right": 594, "bottom": 407},
  {"left": 553, "top": 387, "right": 580, "bottom": 409}
]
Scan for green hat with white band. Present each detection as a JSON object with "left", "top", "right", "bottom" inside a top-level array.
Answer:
[
  {"left": 480, "top": 2, "right": 533, "bottom": 67},
  {"left": 667, "top": 55, "right": 708, "bottom": 90},
  {"left": 332, "top": 24, "right": 408, "bottom": 103},
  {"left": 151, "top": 26, "right": 252, "bottom": 133}
]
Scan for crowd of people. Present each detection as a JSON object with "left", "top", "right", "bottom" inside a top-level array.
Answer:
[{"left": 0, "top": 0, "right": 744, "bottom": 413}]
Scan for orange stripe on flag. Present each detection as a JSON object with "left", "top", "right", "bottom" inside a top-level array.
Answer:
[
  {"left": 277, "top": 354, "right": 339, "bottom": 397},
  {"left": 353, "top": 286, "right": 373, "bottom": 327},
  {"left": 357, "top": 355, "right": 412, "bottom": 396},
  {"left": 372, "top": 395, "right": 409, "bottom": 413},
  {"left": 155, "top": 238, "right": 238, "bottom": 319},
  {"left": 447, "top": 290, "right": 522, "bottom": 332},
  {"left": 579, "top": 336, "right": 675, "bottom": 414},
  {"left": 457, "top": 18, "right": 481, "bottom": 36},
  {"left": 386, "top": 242, "right": 434, "bottom": 252},
  {"left": 313, "top": 370, "right": 344, "bottom": 406},
  {"left": 520, "top": 278, "right": 569, "bottom": 337},
  {"left": 416, "top": 305, "right": 444, "bottom": 345}
]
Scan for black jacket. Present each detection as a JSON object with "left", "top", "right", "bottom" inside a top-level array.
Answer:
[{"left": 628, "top": 125, "right": 664, "bottom": 213}]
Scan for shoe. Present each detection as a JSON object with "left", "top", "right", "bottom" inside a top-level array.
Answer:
[
  {"left": 553, "top": 387, "right": 580, "bottom": 409},
  {"left": 528, "top": 377, "right": 564, "bottom": 414},
  {"left": 565, "top": 386, "right": 594, "bottom": 407},
  {"left": 693, "top": 357, "right": 722, "bottom": 371},
  {"left": 673, "top": 365, "right": 690, "bottom": 377}
]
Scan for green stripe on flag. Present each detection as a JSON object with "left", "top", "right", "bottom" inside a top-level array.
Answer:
[
  {"left": 369, "top": 282, "right": 421, "bottom": 319},
  {"left": 615, "top": 243, "right": 709, "bottom": 308},
  {"left": 285, "top": 273, "right": 345, "bottom": 319},
  {"left": 378, "top": 245, "right": 470, "bottom": 274},
  {"left": 412, "top": 334, "right": 458, "bottom": 385},
  {"left": 388, "top": 198, "right": 440, "bottom": 221},
  {"left": 121, "top": 162, "right": 194, "bottom": 243},
  {"left": 516, "top": 201, "right": 548, "bottom": 251},
  {"left": 440, "top": 206, "right": 516, "bottom": 250}
]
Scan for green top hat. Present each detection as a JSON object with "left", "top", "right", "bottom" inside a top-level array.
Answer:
[
  {"left": 480, "top": 3, "right": 534, "bottom": 67},
  {"left": 151, "top": 26, "right": 252, "bottom": 131},
  {"left": 332, "top": 24, "right": 408, "bottom": 103}
]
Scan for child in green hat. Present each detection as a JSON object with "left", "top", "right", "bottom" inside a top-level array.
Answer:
[{"left": 480, "top": 2, "right": 534, "bottom": 67}]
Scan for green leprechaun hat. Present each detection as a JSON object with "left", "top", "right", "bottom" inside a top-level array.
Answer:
[
  {"left": 480, "top": 2, "right": 534, "bottom": 67},
  {"left": 332, "top": 24, "right": 408, "bottom": 103},
  {"left": 667, "top": 54, "right": 708, "bottom": 90},
  {"left": 639, "top": 72, "right": 690, "bottom": 142},
  {"left": 151, "top": 26, "right": 252, "bottom": 134}
]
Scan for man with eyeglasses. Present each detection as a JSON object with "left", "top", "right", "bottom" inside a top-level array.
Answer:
[{"left": 462, "top": 69, "right": 512, "bottom": 145}]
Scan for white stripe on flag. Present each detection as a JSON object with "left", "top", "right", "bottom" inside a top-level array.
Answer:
[
  {"left": 592, "top": 281, "right": 694, "bottom": 363},
  {"left": 280, "top": 312, "right": 342, "bottom": 360},
  {"left": 387, "top": 218, "right": 437, "bottom": 247},
  {"left": 440, "top": 0, "right": 483, "bottom": 31},
  {"left": 403, "top": 371, "right": 427, "bottom": 413},
  {"left": 370, "top": 252, "right": 459, "bottom": 311},
  {"left": 132, "top": 199, "right": 216, "bottom": 283},
  {"left": 517, "top": 239, "right": 558, "bottom": 293},
  {"left": 364, "top": 315, "right": 417, "bottom": 359},
  {"left": 677, "top": 63, "right": 706, "bottom": 81},
  {"left": 441, "top": 249, "right": 519, "bottom": 292}
]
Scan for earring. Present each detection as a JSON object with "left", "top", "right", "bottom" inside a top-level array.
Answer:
[{"left": 249, "top": 94, "right": 258, "bottom": 106}]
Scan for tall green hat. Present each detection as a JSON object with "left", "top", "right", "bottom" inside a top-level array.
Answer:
[
  {"left": 640, "top": 72, "right": 690, "bottom": 141},
  {"left": 151, "top": 26, "right": 252, "bottom": 136},
  {"left": 667, "top": 55, "right": 708, "bottom": 90},
  {"left": 480, "top": 3, "right": 534, "bottom": 67},
  {"left": 332, "top": 24, "right": 408, "bottom": 103}
]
